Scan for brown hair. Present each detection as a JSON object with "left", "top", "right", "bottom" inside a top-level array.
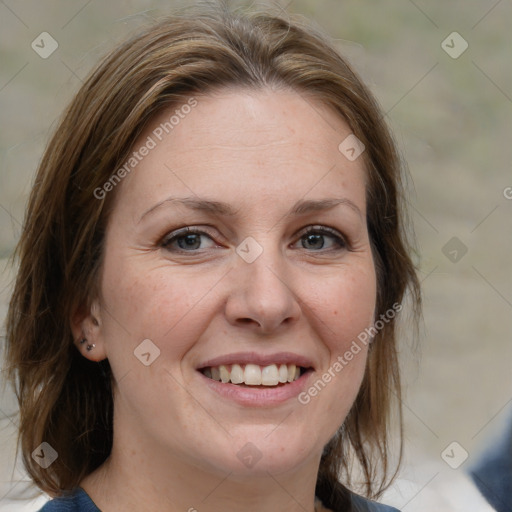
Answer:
[{"left": 5, "top": 2, "right": 420, "bottom": 509}]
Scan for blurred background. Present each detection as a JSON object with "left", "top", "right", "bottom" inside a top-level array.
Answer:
[{"left": 1, "top": 1, "right": 511, "bottom": 510}]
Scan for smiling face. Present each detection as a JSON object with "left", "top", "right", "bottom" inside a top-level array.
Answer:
[{"left": 78, "top": 87, "right": 377, "bottom": 479}]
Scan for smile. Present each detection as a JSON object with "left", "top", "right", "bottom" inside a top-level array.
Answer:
[
  {"left": 201, "top": 363, "right": 307, "bottom": 386},
  {"left": 196, "top": 351, "right": 315, "bottom": 406}
]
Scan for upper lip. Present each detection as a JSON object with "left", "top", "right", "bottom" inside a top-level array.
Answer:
[{"left": 197, "top": 351, "right": 315, "bottom": 370}]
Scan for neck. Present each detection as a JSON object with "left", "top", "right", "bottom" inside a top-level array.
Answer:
[{"left": 81, "top": 423, "right": 322, "bottom": 512}]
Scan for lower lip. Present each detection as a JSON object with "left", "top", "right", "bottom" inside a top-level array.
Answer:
[{"left": 198, "top": 370, "right": 313, "bottom": 407}]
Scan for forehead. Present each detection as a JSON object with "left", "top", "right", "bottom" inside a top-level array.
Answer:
[{"left": 112, "top": 88, "right": 367, "bottom": 220}]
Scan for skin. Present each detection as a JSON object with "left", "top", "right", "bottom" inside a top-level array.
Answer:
[{"left": 72, "top": 87, "right": 377, "bottom": 512}]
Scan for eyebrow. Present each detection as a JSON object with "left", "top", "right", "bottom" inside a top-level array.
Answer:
[{"left": 138, "top": 196, "right": 363, "bottom": 223}]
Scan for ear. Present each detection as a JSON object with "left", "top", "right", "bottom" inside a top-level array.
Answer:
[{"left": 70, "top": 299, "right": 108, "bottom": 362}]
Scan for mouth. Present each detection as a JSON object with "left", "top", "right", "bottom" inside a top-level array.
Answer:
[
  {"left": 199, "top": 363, "right": 313, "bottom": 387},
  {"left": 195, "top": 352, "right": 315, "bottom": 406}
]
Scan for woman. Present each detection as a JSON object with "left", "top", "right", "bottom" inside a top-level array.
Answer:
[{"left": 5, "top": 3, "right": 420, "bottom": 511}]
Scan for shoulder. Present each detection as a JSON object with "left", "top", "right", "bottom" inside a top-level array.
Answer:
[
  {"left": 37, "top": 488, "right": 100, "bottom": 512},
  {"left": 315, "top": 479, "right": 400, "bottom": 512},
  {"left": 316, "top": 490, "right": 400, "bottom": 512},
  {"left": 468, "top": 417, "right": 512, "bottom": 512},
  {"left": 351, "top": 493, "right": 400, "bottom": 512}
]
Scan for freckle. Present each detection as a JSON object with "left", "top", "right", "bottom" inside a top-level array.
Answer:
[{"left": 333, "top": 310, "right": 338, "bottom": 315}]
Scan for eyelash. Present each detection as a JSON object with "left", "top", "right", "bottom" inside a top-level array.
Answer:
[{"left": 160, "top": 225, "right": 349, "bottom": 254}]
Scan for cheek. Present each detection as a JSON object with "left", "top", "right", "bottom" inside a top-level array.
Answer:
[
  {"left": 99, "top": 256, "right": 218, "bottom": 362},
  {"left": 320, "top": 264, "right": 377, "bottom": 351},
  {"left": 302, "top": 268, "right": 375, "bottom": 420}
]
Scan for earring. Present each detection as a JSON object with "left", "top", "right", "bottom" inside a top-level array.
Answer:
[
  {"left": 79, "top": 338, "right": 87, "bottom": 344},
  {"left": 86, "top": 343, "right": 96, "bottom": 352}
]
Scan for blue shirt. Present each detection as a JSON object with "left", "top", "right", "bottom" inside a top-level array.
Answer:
[
  {"left": 469, "top": 417, "right": 512, "bottom": 512},
  {"left": 38, "top": 487, "right": 400, "bottom": 511},
  {"left": 38, "top": 488, "right": 100, "bottom": 511}
]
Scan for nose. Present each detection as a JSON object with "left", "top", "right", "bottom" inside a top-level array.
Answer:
[{"left": 224, "top": 243, "right": 301, "bottom": 334}]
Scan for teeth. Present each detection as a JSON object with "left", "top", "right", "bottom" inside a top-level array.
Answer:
[
  {"left": 219, "top": 365, "right": 230, "bottom": 383},
  {"left": 202, "top": 363, "right": 304, "bottom": 386},
  {"left": 244, "top": 364, "right": 261, "bottom": 385},
  {"left": 261, "top": 364, "right": 279, "bottom": 385},
  {"left": 278, "top": 364, "right": 288, "bottom": 383},
  {"left": 287, "top": 364, "right": 296, "bottom": 383},
  {"left": 230, "top": 363, "right": 244, "bottom": 384}
]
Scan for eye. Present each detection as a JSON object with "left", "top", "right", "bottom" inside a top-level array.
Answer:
[
  {"left": 161, "top": 225, "right": 348, "bottom": 254},
  {"left": 161, "top": 227, "right": 218, "bottom": 252},
  {"left": 295, "top": 226, "right": 348, "bottom": 252}
]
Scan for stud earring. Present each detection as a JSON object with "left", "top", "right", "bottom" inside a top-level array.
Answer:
[
  {"left": 86, "top": 343, "right": 96, "bottom": 352},
  {"left": 79, "top": 338, "right": 87, "bottom": 345}
]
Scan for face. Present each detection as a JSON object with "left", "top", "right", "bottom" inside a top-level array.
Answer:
[{"left": 81, "top": 88, "right": 377, "bottom": 478}]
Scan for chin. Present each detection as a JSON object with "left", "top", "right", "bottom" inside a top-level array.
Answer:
[{"left": 190, "top": 428, "right": 320, "bottom": 477}]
